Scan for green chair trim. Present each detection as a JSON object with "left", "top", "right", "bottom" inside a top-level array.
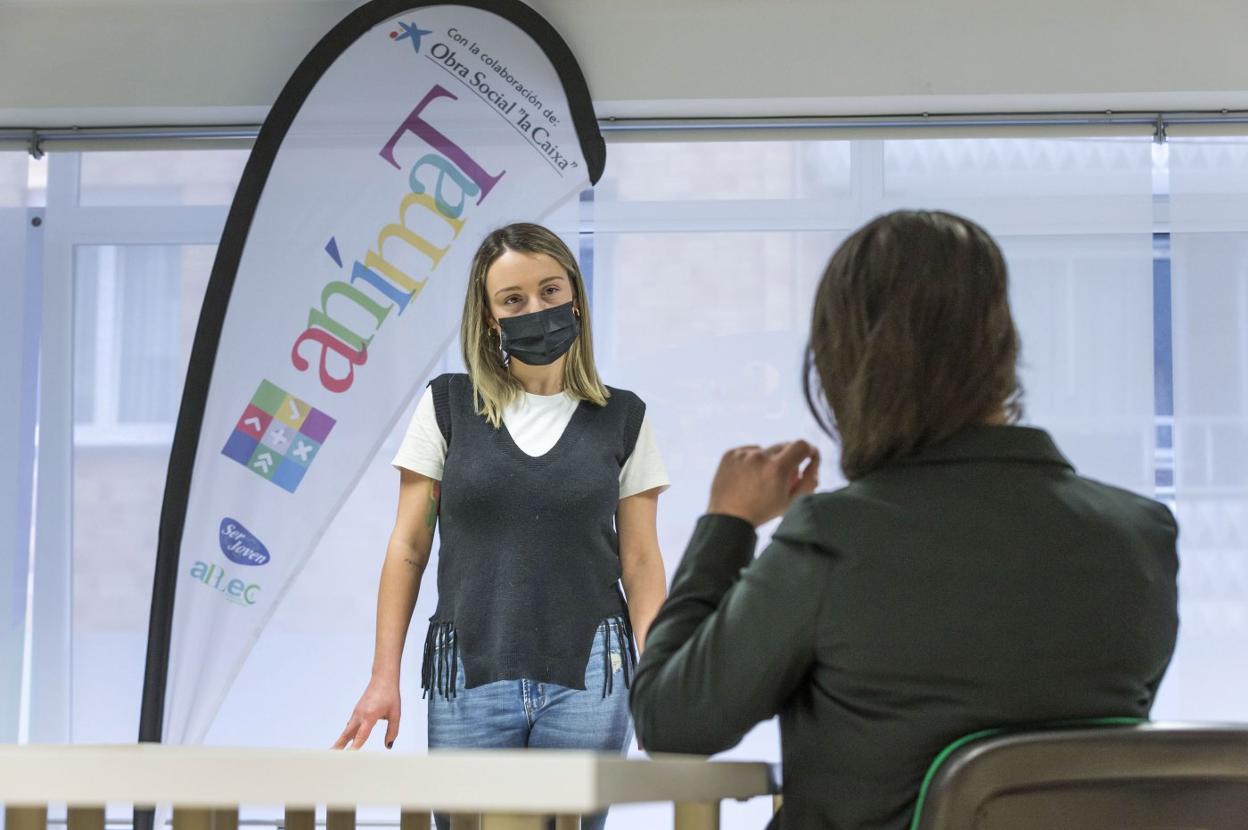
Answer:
[{"left": 907, "top": 716, "right": 1147, "bottom": 830}]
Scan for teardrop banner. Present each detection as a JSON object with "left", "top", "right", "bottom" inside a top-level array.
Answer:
[{"left": 140, "top": 0, "right": 605, "bottom": 749}]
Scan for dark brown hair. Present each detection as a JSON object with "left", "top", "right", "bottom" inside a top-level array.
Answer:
[{"left": 804, "top": 210, "right": 1023, "bottom": 480}]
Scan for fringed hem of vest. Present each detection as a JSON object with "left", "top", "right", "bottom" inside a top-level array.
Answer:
[
  {"left": 420, "top": 617, "right": 639, "bottom": 701},
  {"left": 421, "top": 621, "right": 459, "bottom": 701},
  {"left": 600, "top": 616, "right": 638, "bottom": 699}
]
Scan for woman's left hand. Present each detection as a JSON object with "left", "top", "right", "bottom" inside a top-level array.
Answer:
[{"left": 707, "top": 440, "right": 820, "bottom": 527}]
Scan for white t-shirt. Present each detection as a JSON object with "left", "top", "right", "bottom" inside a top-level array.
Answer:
[{"left": 391, "top": 385, "right": 670, "bottom": 500}]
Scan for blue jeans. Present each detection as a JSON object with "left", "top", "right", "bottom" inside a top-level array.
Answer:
[{"left": 427, "top": 617, "right": 634, "bottom": 830}]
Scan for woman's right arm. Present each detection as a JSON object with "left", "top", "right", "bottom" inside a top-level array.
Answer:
[
  {"left": 333, "top": 468, "right": 440, "bottom": 750},
  {"left": 631, "top": 441, "right": 821, "bottom": 755}
]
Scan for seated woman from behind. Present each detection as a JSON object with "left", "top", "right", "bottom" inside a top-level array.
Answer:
[{"left": 630, "top": 209, "right": 1179, "bottom": 830}]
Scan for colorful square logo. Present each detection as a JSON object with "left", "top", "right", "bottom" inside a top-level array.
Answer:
[{"left": 222, "top": 380, "right": 335, "bottom": 493}]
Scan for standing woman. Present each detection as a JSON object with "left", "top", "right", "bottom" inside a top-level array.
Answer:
[{"left": 335, "top": 223, "right": 669, "bottom": 830}]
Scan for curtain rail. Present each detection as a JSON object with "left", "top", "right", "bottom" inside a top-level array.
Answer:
[{"left": 6, "top": 110, "right": 1248, "bottom": 155}]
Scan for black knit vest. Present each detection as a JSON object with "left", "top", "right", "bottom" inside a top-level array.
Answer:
[{"left": 421, "top": 373, "right": 645, "bottom": 693}]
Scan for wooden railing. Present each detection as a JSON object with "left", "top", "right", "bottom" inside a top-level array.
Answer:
[{"left": 0, "top": 745, "right": 778, "bottom": 830}]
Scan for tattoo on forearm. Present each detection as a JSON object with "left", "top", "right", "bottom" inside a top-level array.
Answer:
[
  {"left": 403, "top": 557, "right": 421, "bottom": 568},
  {"left": 424, "top": 481, "right": 440, "bottom": 530}
]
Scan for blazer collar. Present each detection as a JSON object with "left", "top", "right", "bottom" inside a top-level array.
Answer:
[{"left": 891, "top": 425, "right": 1075, "bottom": 470}]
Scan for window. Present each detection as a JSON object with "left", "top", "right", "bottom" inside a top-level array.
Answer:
[
  {"left": 78, "top": 150, "right": 249, "bottom": 207},
  {"left": 18, "top": 134, "right": 1248, "bottom": 830},
  {"left": 1152, "top": 137, "right": 1248, "bottom": 721},
  {"left": 73, "top": 244, "right": 215, "bottom": 444},
  {"left": 590, "top": 136, "right": 1157, "bottom": 828},
  {"left": 30, "top": 153, "right": 233, "bottom": 748},
  {"left": 0, "top": 151, "right": 40, "bottom": 745}
]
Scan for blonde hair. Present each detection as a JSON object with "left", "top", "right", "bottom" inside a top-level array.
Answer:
[{"left": 461, "top": 223, "right": 609, "bottom": 427}]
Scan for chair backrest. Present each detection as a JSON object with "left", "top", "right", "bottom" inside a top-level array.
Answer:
[{"left": 910, "top": 722, "right": 1248, "bottom": 830}]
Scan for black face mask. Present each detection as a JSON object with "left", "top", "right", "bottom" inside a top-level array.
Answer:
[{"left": 498, "top": 301, "right": 581, "bottom": 366}]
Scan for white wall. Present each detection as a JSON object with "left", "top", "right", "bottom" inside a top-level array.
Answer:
[{"left": 2, "top": 0, "right": 1248, "bottom": 127}]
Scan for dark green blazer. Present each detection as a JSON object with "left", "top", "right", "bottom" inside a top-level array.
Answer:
[{"left": 631, "top": 426, "right": 1178, "bottom": 829}]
